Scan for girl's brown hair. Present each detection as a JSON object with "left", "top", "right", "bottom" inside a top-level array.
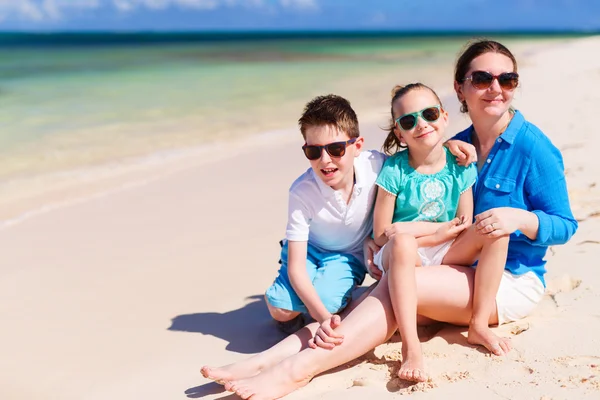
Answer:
[{"left": 382, "top": 83, "right": 443, "bottom": 156}]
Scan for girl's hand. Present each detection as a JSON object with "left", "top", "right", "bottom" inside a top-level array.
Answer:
[
  {"left": 363, "top": 238, "right": 382, "bottom": 280},
  {"left": 475, "top": 207, "right": 521, "bottom": 238},
  {"left": 446, "top": 140, "right": 477, "bottom": 166},
  {"left": 384, "top": 223, "right": 404, "bottom": 239},
  {"left": 435, "top": 216, "right": 468, "bottom": 242}
]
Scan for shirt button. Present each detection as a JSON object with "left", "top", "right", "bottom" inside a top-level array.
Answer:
[
  {"left": 497, "top": 138, "right": 503, "bottom": 143},
  {"left": 495, "top": 184, "right": 500, "bottom": 189},
  {"left": 486, "top": 159, "right": 491, "bottom": 164}
]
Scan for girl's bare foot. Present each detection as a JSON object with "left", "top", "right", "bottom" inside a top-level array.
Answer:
[
  {"left": 468, "top": 324, "right": 511, "bottom": 356},
  {"left": 398, "top": 347, "right": 427, "bottom": 382},
  {"left": 200, "top": 359, "right": 263, "bottom": 384},
  {"left": 225, "top": 358, "right": 312, "bottom": 400}
]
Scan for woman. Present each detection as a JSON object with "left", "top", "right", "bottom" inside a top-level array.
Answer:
[{"left": 201, "top": 39, "right": 578, "bottom": 400}]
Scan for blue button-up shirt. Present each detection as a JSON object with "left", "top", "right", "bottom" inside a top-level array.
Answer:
[{"left": 453, "top": 110, "right": 578, "bottom": 286}]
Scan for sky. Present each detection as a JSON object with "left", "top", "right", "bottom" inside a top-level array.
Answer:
[{"left": 0, "top": 0, "right": 599, "bottom": 32}]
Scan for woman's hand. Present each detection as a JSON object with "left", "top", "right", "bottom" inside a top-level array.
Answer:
[
  {"left": 308, "top": 314, "right": 344, "bottom": 350},
  {"left": 445, "top": 140, "right": 477, "bottom": 166},
  {"left": 475, "top": 207, "right": 522, "bottom": 238}
]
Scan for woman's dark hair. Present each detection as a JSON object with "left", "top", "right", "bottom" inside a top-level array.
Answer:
[{"left": 454, "top": 39, "right": 518, "bottom": 113}]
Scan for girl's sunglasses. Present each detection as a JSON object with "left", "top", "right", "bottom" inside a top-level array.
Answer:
[
  {"left": 395, "top": 105, "right": 441, "bottom": 131},
  {"left": 302, "top": 138, "right": 357, "bottom": 160},
  {"left": 463, "top": 71, "right": 519, "bottom": 90}
]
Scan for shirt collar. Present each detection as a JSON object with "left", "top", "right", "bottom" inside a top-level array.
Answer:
[
  {"left": 499, "top": 109, "right": 524, "bottom": 145},
  {"left": 466, "top": 109, "right": 524, "bottom": 145}
]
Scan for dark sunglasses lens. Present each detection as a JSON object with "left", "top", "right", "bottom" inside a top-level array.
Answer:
[
  {"left": 498, "top": 73, "right": 519, "bottom": 89},
  {"left": 471, "top": 71, "right": 493, "bottom": 89},
  {"left": 399, "top": 115, "right": 416, "bottom": 130},
  {"left": 326, "top": 143, "right": 346, "bottom": 157},
  {"left": 422, "top": 107, "right": 440, "bottom": 122},
  {"left": 303, "top": 146, "right": 321, "bottom": 160}
]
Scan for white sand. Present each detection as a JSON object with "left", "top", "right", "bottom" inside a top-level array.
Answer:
[{"left": 1, "top": 36, "right": 599, "bottom": 400}]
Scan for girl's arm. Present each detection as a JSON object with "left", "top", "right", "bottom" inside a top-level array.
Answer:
[
  {"left": 455, "top": 187, "right": 474, "bottom": 228},
  {"left": 373, "top": 186, "right": 396, "bottom": 247},
  {"left": 415, "top": 188, "right": 473, "bottom": 247}
]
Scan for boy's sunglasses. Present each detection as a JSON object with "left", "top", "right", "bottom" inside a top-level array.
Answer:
[
  {"left": 302, "top": 138, "right": 357, "bottom": 160},
  {"left": 395, "top": 105, "right": 441, "bottom": 131},
  {"left": 463, "top": 71, "right": 519, "bottom": 90}
]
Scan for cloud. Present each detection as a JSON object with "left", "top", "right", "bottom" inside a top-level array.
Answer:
[
  {"left": 0, "top": 0, "right": 316, "bottom": 23},
  {"left": 0, "top": 0, "right": 99, "bottom": 21},
  {"left": 279, "top": 0, "right": 318, "bottom": 10},
  {"left": 112, "top": 0, "right": 317, "bottom": 13}
]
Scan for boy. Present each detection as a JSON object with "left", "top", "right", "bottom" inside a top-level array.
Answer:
[{"left": 265, "top": 94, "right": 386, "bottom": 333}]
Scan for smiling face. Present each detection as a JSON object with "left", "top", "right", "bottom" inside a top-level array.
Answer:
[
  {"left": 304, "top": 124, "right": 363, "bottom": 191},
  {"left": 392, "top": 88, "right": 448, "bottom": 152},
  {"left": 456, "top": 52, "right": 516, "bottom": 119}
]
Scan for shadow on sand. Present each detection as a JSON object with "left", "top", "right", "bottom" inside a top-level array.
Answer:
[{"left": 168, "top": 294, "right": 286, "bottom": 354}]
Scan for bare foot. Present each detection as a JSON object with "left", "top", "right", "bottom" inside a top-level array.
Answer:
[
  {"left": 225, "top": 359, "right": 312, "bottom": 400},
  {"left": 398, "top": 347, "right": 427, "bottom": 383},
  {"left": 200, "top": 359, "right": 262, "bottom": 384},
  {"left": 468, "top": 324, "right": 511, "bottom": 356}
]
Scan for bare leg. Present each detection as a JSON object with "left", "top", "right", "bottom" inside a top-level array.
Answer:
[
  {"left": 382, "top": 234, "right": 426, "bottom": 382},
  {"left": 201, "top": 323, "right": 317, "bottom": 383},
  {"left": 226, "top": 276, "right": 397, "bottom": 400},
  {"left": 442, "top": 226, "right": 510, "bottom": 355},
  {"left": 225, "top": 263, "right": 517, "bottom": 400},
  {"left": 266, "top": 300, "right": 301, "bottom": 322},
  {"left": 201, "top": 284, "right": 378, "bottom": 383}
]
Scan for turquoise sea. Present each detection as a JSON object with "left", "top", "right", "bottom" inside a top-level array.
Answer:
[{"left": 0, "top": 32, "right": 579, "bottom": 220}]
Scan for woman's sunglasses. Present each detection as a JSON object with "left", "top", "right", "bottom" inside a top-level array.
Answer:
[
  {"left": 463, "top": 71, "right": 519, "bottom": 91},
  {"left": 302, "top": 138, "right": 357, "bottom": 160},
  {"left": 395, "top": 105, "right": 441, "bottom": 131}
]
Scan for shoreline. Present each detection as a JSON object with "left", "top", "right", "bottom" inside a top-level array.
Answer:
[{"left": 0, "top": 36, "right": 575, "bottom": 229}]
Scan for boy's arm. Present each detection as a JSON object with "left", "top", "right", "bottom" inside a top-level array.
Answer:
[{"left": 286, "top": 240, "right": 332, "bottom": 323}]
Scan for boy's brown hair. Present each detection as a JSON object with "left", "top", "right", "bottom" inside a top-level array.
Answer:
[{"left": 298, "top": 94, "right": 360, "bottom": 139}]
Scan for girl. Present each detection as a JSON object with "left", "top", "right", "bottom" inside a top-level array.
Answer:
[{"left": 372, "top": 83, "right": 509, "bottom": 382}]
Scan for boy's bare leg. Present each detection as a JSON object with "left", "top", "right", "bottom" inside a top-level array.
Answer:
[
  {"left": 226, "top": 276, "right": 397, "bottom": 400},
  {"left": 201, "top": 284, "right": 377, "bottom": 383},
  {"left": 442, "top": 226, "right": 510, "bottom": 355},
  {"left": 382, "top": 234, "right": 427, "bottom": 382}
]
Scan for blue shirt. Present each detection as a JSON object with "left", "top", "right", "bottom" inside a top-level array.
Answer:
[
  {"left": 453, "top": 110, "right": 578, "bottom": 286},
  {"left": 376, "top": 147, "right": 477, "bottom": 223}
]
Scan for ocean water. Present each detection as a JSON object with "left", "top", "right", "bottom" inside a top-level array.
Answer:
[{"left": 0, "top": 33, "right": 574, "bottom": 222}]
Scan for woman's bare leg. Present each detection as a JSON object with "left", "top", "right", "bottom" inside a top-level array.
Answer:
[
  {"left": 201, "top": 283, "right": 378, "bottom": 383},
  {"left": 382, "top": 234, "right": 426, "bottom": 382},
  {"left": 442, "top": 226, "right": 510, "bottom": 355},
  {"left": 225, "top": 264, "right": 505, "bottom": 400},
  {"left": 226, "top": 276, "right": 397, "bottom": 400}
]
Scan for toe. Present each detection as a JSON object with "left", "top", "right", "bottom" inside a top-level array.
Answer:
[
  {"left": 490, "top": 342, "right": 505, "bottom": 356},
  {"left": 224, "top": 381, "right": 236, "bottom": 392}
]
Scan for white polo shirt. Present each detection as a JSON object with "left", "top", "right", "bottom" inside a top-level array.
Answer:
[{"left": 285, "top": 150, "right": 386, "bottom": 264}]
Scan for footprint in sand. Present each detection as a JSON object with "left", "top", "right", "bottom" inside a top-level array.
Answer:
[{"left": 545, "top": 274, "right": 582, "bottom": 296}]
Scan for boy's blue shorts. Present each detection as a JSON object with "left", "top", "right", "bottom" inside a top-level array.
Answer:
[{"left": 265, "top": 240, "right": 366, "bottom": 314}]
